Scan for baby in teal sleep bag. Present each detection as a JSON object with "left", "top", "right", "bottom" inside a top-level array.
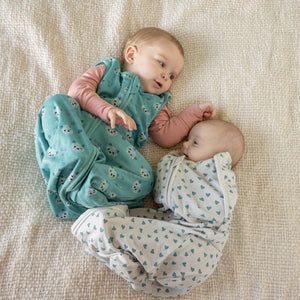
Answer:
[{"left": 35, "top": 27, "right": 215, "bottom": 218}]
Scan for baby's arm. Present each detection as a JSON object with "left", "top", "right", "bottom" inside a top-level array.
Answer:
[
  {"left": 68, "top": 65, "right": 136, "bottom": 130},
  {"left": 68, "top": 65, "right": 112, "bottom": 123},
  {"left": 149, "top": 102, "right": 215, "bottom": 148}
]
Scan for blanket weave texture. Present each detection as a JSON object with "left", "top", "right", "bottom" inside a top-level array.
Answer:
[{"left": 1, "top": 1, "right": 299, "bottom": 299}]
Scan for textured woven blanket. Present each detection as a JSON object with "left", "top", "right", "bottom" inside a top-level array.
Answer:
[{"left": 1, "top": 1, "right": 299, "bottom": 299}]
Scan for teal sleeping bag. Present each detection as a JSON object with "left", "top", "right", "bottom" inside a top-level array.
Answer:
[{"left": 34, "top": 57, "right": 170, "bottom": 218}]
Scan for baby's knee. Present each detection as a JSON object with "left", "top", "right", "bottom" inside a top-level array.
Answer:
[
  {"left": 132, "top": 165, "right": 154, "bottom": 196},
  {"left": 44, "top": 94, "right": 77, "bottom": 112}
]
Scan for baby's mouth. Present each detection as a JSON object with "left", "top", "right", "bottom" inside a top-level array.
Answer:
[
  {"left": 154, "top": 80, "right": 162, "bottom": 89},
  {"left": 181, "top": 150, "right": 187, "bottom": 158}
]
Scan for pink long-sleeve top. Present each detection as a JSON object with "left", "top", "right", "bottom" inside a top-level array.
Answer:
[{"left": 68, "top": 64, "right": 205, "bottom": 148}]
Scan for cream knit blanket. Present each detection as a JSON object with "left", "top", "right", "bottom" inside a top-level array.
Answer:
[{"left": 0, "top": 1, "right": 299, "bottom": 299}]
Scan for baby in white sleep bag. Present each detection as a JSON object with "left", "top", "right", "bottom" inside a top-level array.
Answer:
[{"left": 71, "top": 119, "right": 245, "bottom": 297}]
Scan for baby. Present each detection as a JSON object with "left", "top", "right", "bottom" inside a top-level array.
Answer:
[
  {"left": 35, "top": 27, "right": 215, "bottom": 219},
  {"left": 71, "top": 119, "right": 244, "bottom": 297}
]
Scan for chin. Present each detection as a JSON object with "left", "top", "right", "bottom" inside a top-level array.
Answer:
[
  {"left": 153, "top": 91, "right": 162, "bottom": 95},
  {"left": 146, "top": 89, "right": 160, "bottom": 95}
]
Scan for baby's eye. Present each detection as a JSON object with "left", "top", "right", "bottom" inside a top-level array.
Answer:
[
  {"left": 159, "top": 61, "right": 165, "bottom": 67},
  {"left": 169, "top": 74, "right": 175, "bottom": 80},
  {"left": 193, "top": 140, "right": 198, "bottom": 145}
]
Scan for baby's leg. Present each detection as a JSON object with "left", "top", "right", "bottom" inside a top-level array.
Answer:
[
  {"left": 81, "top": 124, "right": 155, "bottom": 209},
  {"left": 71, "top": 206, "right": 221, "bottom": 297},
  {"left": 71, "top": 205, "right": 159, "bottom": 292},
  {"left": 36, "top": 94, "right": 154, "bottom": 217},
  {"left": 71, "top": 205, "right": 128, "bottom": 264},
  {"left": 71, "top": 206, "right": 180, "bottom": 296},
  {"left": 35, "top": 94, "right": 102, "bottom": 218},
  {"left": 151, "top": 234, "right": 221, "bottom": 295},
  {"left": 72, "top": 158, "right": 153, "bottom": 210}
]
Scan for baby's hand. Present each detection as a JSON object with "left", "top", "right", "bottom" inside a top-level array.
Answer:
[
  {"left": 199, "top": 102, "right": 216, "bottom": 120},
  {"left": 108, "top": 107, "right": 137, "bottom": 131}
]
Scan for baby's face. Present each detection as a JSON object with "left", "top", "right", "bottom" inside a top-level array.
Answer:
[
  {"left": 181, "top": 122, "right": 223, "bottom": 162},
  {"left": 125, "top": 38, "right": 184, "bottom": 95}
]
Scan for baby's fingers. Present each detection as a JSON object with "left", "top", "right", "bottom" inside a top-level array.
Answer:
[
  {"left": 125, "top": 117, "right": 137, "bottom": 131},
  {"left": 205, "top": 108, "right": 216, "bottom": 118},
  {"left": 199, "top": 102, "right": 216, "bottom": 119},
  {"left": 116, "top": 110, "right": 136, "bottom": 131},
  {"left": 108, "top": 108, "right": 120, "bottom": 129},
  {"left": 109, "top": 114, "right": 116, "bottom": 128}
]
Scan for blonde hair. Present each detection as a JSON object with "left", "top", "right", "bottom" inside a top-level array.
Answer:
[
  {"left": 200, "top": 119, "right": 245, "bottom": 167},
  {"left": 212, "top": 119, "right": 245, "bottom": 166},
  {"left": 123, "top": 27, "right": 184, "bottom": 58}
]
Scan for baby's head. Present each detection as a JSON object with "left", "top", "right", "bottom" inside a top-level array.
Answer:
[
  {"left": 181, "top": 119, "right": 245, "bottom": 167},
  {"left": 122, "top": 27, "right": 184, "bottom": 95}
]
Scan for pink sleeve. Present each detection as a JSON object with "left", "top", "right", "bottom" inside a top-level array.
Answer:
[
  {"left": 68, "top": 64, "right": 114, "bottom": 123},
  {"left": 148, "top": 104, "right": 205, "bottom": 148}
]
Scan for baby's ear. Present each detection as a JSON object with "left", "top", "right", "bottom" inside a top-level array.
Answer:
[{"left": 124, "top": 45, "right": 137, "bottom": 64}]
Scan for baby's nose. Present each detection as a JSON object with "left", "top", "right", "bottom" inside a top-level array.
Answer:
[
  {"left": 182, "top": 141, "right": 188, "bottom": 149},
  {"left": 181, "top": 141, "right": 187, "bottom": 155}
]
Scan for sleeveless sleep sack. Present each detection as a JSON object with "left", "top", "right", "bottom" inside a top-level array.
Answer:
[{"left": 35, "top": 58, "right": 170, "bottom": 218}]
